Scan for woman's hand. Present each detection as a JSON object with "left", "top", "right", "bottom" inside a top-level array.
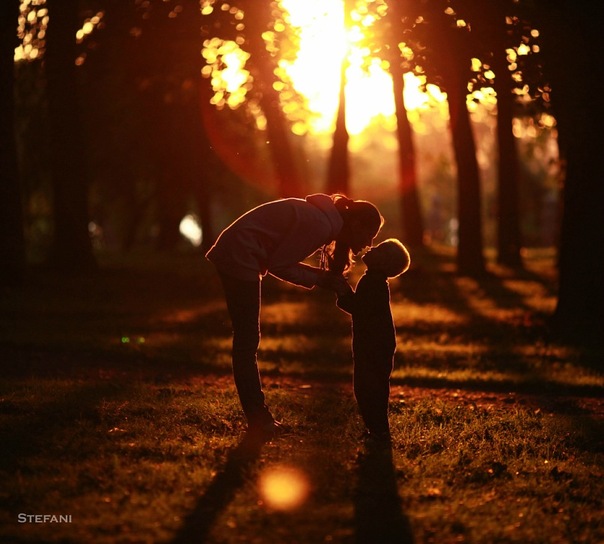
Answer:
[{"left": 316, "top": 271, "right": 352, "bottom": 296}]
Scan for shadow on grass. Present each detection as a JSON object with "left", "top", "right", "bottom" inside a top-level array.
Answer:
[
  {"left": 0, "top": 381, "right": 133, "bottom": 475},
  {"left": 354, "top": 441, "right": 414, "bottom": 544},
  {"left": 391, "top": 374, "right": 604, "bottom": 400},
  {"left": 170, "top": 433, "right": 264, "bottom": 544}
]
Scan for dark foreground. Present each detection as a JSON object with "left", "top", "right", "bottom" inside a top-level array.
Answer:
[{"left": 1, "top": 250, "right": 602, "bottom": 543}]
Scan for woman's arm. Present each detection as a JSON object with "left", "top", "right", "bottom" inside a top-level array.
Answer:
[{"left": 269, "top": 263, "right": 323, "bottom": 289}]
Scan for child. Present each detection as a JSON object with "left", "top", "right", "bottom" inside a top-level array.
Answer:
[
  {"left": 206, "top": 194, "right": 384, "bottom": 441},
  {"left": 336, "top": 238, "right": 411, "bottom": 442}
]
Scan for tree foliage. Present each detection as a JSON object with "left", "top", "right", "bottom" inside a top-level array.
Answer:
[{"left": 6, "top": 0, "right": 601, "bottom": 346}]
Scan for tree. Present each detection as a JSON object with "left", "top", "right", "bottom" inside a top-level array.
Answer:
[
  {"left": 536, "top": 0, "right": 604, "bottom": 346},
  {"left": 355, "top": 0, "right": 425, "bottom": 246},
  {"left": 326, "top": 0, "right": 353, "bottom": 196},
  {"left": 81, "top": 0, "right": 155, "bottom": 251},
  {"left": 0, "top": 1, "right": 26, "bottom": 287},
  {"left": 45, "top": 0, "right": 96, "bottom": 269},
  {"left": 455, "top": 0, "right": 525, "bottom": 268},
  {"left": 382, "top": 0, "right": 425, "bottom": 248},
  {"left": 490, "top": 35, "right": 523, "bottom": 268},
  {"left": 198, "top": 1, "right": 307, "bottom": 198},
  {"left": 242, "top": 0, "right": 305, "bottom": 197},
  {"left": 136, "top": 1, "right": 203, "bottom": 250},
  {"left": 414, "top": 1, "right": 485, "bottom": 274},
  {"left": 82, "top": 0, "right": 231, "bottom": 251}
]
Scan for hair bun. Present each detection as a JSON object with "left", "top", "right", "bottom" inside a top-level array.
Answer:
[{"left": 333, "top": 194, "right": 352, "bottom": 210}]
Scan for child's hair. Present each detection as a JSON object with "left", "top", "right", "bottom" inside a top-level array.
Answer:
[
  {"left": 376, "top": 238, "right": 411, "bottom": 278},
  {"left": 322, "top": 194, "right": 384, "bottom": 275}
]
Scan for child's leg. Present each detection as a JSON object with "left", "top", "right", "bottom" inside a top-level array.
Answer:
[
  {"left": 219, "top": 273, "right": 273, "bottom": 428},
  {"left": 353, "top": 354, "right": 393, "bottom": 436}
]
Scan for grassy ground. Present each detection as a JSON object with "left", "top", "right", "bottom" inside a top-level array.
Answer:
[{"left": 0, "top": 249, "right": 602, "bottom": 544}]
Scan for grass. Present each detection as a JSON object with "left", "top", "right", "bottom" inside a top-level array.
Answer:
[{"left": 0, "top": 249, "right": 602, "bottom": 543}]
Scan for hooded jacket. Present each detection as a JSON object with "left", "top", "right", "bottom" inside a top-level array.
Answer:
[{"left": 206, "top": 194, "right": 343, "bottom": 288}]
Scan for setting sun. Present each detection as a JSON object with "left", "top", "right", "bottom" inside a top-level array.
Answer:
[
  {"left": 202, "top": 0, "right": 446, "bottom": 136},
  {"left": 279, "top": 0, "right": 445, "bottom": 135}
]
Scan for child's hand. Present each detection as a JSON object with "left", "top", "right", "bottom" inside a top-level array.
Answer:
[{"left": 333, "top": 276, "right": 353, "bottom": 297}]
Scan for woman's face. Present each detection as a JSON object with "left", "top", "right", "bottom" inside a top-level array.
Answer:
[{"left": 348, "top": 220, "right": 378, "bottom": 254}]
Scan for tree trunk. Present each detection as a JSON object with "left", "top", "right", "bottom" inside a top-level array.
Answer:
[
  {"left": 421, "top": 1, "right": 485, "bottom": 275},
  {"left": 45, "top": 0, "right": 96, "bottom": 270},
  {"left": 492, "top": 40, "right": 522, "bottom": 268},
  {"left": 326, "top": 58, "right": 350, "bottom": 195},
  {"left": 385, "top": 0, "right": 424, "bottom": 248},
  {"left": 0, "top": 1, "right": 26, "bottom": 287},
  {"left": 244, "top": 0, "right": 304, "bottom": 197},
  {"left": 389, "top": 61, "right": 424, "bottom": 247},
  {"left": 447, "top": 81, "right": 485, "bottom": 275},
  {"left": 326, "top": 0, "right": 358, "bottom": 196},
  {"left": 538, "top": 0, "right": 604, "bottom": 346},
  {"left": 457, "top": 0, "right": 523, "bottom": 268}
]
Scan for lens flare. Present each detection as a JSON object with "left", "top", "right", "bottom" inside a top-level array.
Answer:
[
  {"left": 179, "top": 214, "right": 203, "bottom": 247},
  {"left": 258, "top": 465, "right": 310, "bottom": 511}
]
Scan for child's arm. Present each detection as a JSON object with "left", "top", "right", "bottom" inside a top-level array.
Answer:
[{"left": 336, "top": 283, "right": 355, "bottom": 314}]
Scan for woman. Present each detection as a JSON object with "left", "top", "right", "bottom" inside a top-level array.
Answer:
[{"left": 206, "top": 193, "right": 384, "bottom": 440}]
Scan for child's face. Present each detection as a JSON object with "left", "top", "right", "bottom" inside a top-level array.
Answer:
[{"left": 361, "top": 243, "right": 390, "bottom": 272}]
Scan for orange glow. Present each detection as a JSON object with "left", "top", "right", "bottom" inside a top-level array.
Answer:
[
  {"left": 15, "top": 1, "right": 104, "bottom": 64},
  {"left": 15, "top": 1, "right": 49, "bottom": 62},
  {"left": 202, "top": 38, "right": 251, "bottom": 110},
  {"left": 259, "top": 465, "right": 310, "bottom": 511},
  {"left": 279, "top": 0, "right": 445, "bottom": 135},
  {"left": 201, "top": 0, "right": 446, "bottom": 135}
]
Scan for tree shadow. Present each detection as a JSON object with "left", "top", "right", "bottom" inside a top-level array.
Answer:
[
  {"left": 170, "top": 432, "right": 264, "bottom": 544},
  {"left": 354, "top": 441, "right": 414, "bottom": 544}
]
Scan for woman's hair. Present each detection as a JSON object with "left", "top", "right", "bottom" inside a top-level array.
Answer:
[{"left": 321, "top": 194, "right": 384, "bottom": 275}]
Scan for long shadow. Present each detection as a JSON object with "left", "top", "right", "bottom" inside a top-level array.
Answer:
[
  {"left": 354, "top": 441, "right": 414, "bottom": 544},
  {"left": 391, "top": 374, "right": 604, "bottom": 399},
  {"left": 394, "top": 251, "right": 603, "bottom": 392},
  {"left": 170, "top": 433, "right": 264, "bottom": 544}
]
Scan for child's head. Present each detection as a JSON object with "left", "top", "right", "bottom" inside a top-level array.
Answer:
[{"left": 362, "top": 238, "right": 410, "bottom": 278}]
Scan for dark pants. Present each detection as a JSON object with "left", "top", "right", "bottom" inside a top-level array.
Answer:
[
  {"left": 353, "top": 351, "right": 393, "bottom": 435},
  {"left": 218, "top": 272, "right": 273, "bottom": 427}
]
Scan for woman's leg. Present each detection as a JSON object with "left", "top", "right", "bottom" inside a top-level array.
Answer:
[{"left": 219, "top": 273, "right": 274, "bottom": 428}]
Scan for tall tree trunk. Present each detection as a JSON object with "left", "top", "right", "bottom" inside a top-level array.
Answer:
[
  {"left": 244, "top": 0, "right": 304, "bottom": 197},
  {"left": 538, "top": 0, "right": 604, "bottom": 346},
  {"left": 326, "top": 0, "right": 356, "bottom": 196},
  {"left": 389, "top": 63, "right": 424, "bottom": 247},
  {"left": 422, "top": 1, "right": 485, "bottom": 275},
  {"left": 491, "top": 36, "right": 522, "bottom": 268},
  {"left": 447, "top": 81, "right": 485, "bottom": 275},
  {"left": 45, "top": 0, "right": 95, "bottom": 270},
  {"left": 458, "top": 0, "right": 523, "bottom": 268},
  {"left": 261, "top": 83, "right": 304, "bottom": 197},
  {"left": 0, "top": 1, "right": 26, "bottom": 287},
  {"left": 326, "top": 58, "right": 350, "bottom": 195},
  {"left": 386, "top": 0, "right": 424, "bottom": 248},
  {"left": 196, "top": 79, "right": 219, "bottom": 252}
]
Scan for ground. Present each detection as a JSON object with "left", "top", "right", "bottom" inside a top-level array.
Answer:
[{"left": 0, "top": 248, "right": 602, "bottom": 543}]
